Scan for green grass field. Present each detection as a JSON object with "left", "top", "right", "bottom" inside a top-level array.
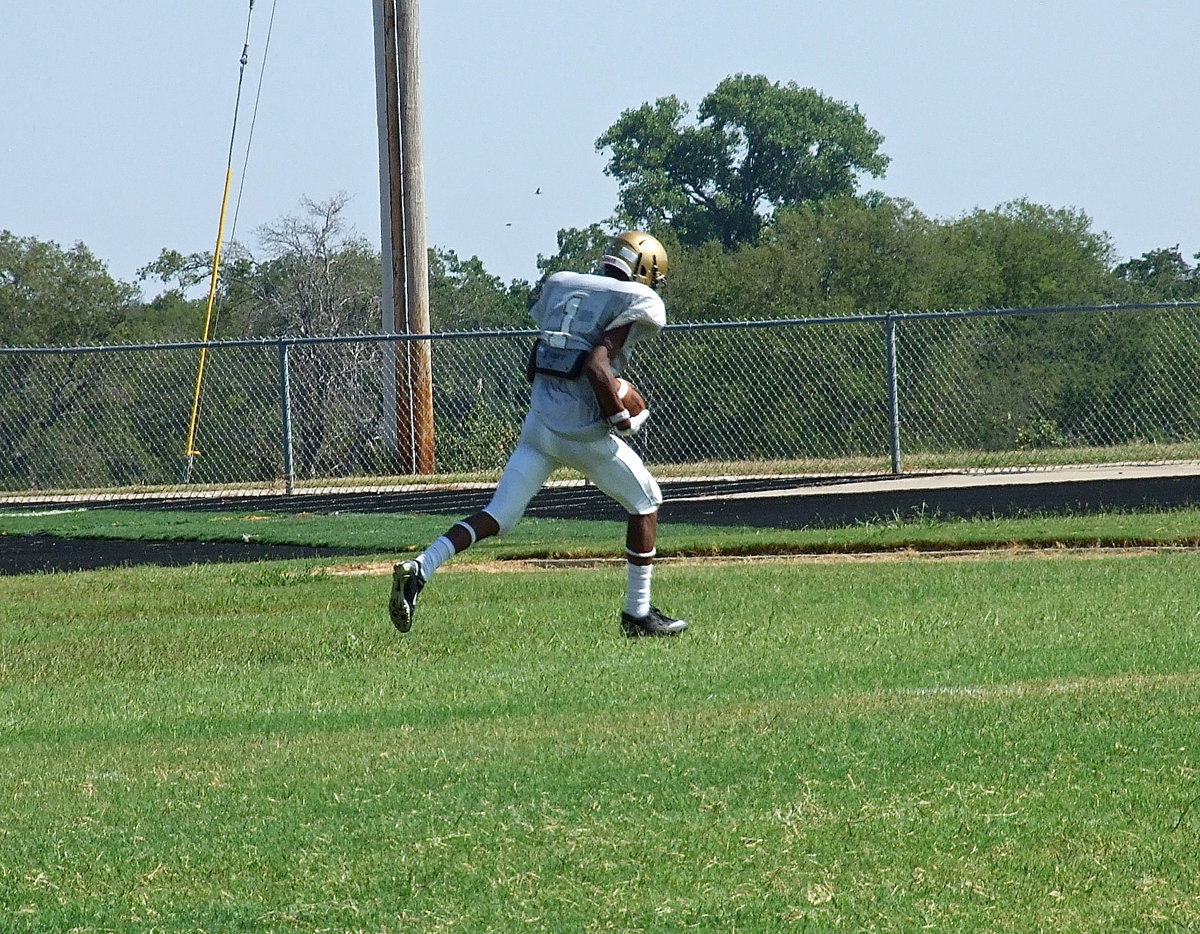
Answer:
[{"left": 3, "top": 511, "right": 1200, "bottom": 931}]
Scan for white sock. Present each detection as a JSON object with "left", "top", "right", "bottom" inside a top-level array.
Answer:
[
  {"left": 417, "top": 535, "right": 456, "bottom": 578},
  {"left": 624, "top": 562, "right": 653, "bottom": 617}
]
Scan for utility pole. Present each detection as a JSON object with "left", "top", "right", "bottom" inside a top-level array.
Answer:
[{"left": 373, "top": 0, "right": 435, "bottom": 473}]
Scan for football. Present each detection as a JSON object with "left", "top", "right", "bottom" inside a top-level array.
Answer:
[{"left": 615, "top": 377, "right": 647, "bottom": 417}]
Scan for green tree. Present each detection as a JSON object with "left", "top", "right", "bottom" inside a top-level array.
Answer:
[
  {"left": 0, "top": 232, "right": 138, "bottom": 346},
  {"left": 596, "top": 74, "right": 890, "bottom": 249},
  {"left": 425, "top": 250, "right": 532, "bottom": 472},
  {"left": 534, "top": 224, "right": 614, "bottom": 281},
  {"left": 1112, "top": 247, "right": 1200, "bottom": 301},
  {"left": 944, "top": 199, "right": 1119, "bottom": 309},
  {"left": 428, "top": 248, "right": 529, "bottom": 331},
  {"left": 142, "top": 195, "right": 381, "bottom": 341},
  {"left": 139, "top": 196, "right": 386, "bottom": 480},
  {"left": 0, "top": 232, "right": 151, "bottom": 489},
  {"left": 741, "top": 195, "right": 937, "bottom": 316},
  {"left": 115, "top": 288, "right": 206, "bottom": 343},
  {"left": 662, "top": 196, "right": 965, "bottom": 323},
  {"left": 138, "top": 245, "right": 268, "bottom": 341}
]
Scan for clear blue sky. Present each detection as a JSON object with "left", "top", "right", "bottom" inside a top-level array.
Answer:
[{"left": 3, "top": 1, "right": 1197, "bottom": 293}]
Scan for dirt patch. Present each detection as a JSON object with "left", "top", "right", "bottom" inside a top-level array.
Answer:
[{"left": 319, "top": 544, "right": 1192, "bottom": 577}]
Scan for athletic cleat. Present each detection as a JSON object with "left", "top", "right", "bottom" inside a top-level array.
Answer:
[
  {"left": 620, "top": 605, "right": 689, "bottom": 638},
  {"left": 389, "top": 559, "right": 425, "bottom": 633}
]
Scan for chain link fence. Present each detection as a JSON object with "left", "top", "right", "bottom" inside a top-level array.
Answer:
[{"left": 2, "top": 302, "right": 1199, "bottom": 506}]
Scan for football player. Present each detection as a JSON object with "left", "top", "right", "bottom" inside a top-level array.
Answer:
[{"left": 389, "top": 231, "right": 688, "bottom": 638}]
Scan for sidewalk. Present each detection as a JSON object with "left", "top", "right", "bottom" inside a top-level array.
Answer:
[{"left": 663, "top": 462, "right": 1200, "bottom": 528}]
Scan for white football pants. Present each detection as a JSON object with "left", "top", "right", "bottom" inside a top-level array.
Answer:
[{"left": 483, "top": 413, "right": 662, "bottom": 532}]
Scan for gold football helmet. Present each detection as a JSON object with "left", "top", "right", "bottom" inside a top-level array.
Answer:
[{"left": 602, "top": 231, "right": 669, "bottom": 290}]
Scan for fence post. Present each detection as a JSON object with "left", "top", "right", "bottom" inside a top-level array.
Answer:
[
  {"left": 277, "top": 339, "right": 296, "bottom": 495},
  {"left": 885, "top": 314, "right": 902, "bottom": 474}
]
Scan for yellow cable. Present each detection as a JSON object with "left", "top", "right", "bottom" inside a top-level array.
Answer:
[
  {"left": 184, "top": 167, "right": 234, "bottom": 458},
  {"left": 184, "top": 1, "right": 262, "bottom": 468}
]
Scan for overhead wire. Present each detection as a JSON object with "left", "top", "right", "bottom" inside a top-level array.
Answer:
[{"left": 229, "top": 0, "right": 280, "bottom": 246}]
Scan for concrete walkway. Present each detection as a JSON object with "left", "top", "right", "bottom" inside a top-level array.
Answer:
[{"left": 664, "top": 462, "right": 1200, "bottom": 528}]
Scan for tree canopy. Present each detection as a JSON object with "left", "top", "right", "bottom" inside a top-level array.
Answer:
[
  {"left": 596, "top": 74, "right": 890, "bottom": 249},
  {"left": 428, "top": 248, "right": 528, "bottom": 331},
  {"left": 1113, "top": 246, "right": 1200, "bottom": 300},
  {"left": 659, "top": 196, "right": 1127, "bottom": 325},
  {"left": 0, "top": 232, "right": 138, "bottom": 346},
  {"left": 6, "top": 74, "right": 1199, "bottom": 350}
]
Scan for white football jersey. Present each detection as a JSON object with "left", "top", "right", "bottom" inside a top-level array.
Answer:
[{"left": 529, "top": 271, "right": 666, "bottom": 438}]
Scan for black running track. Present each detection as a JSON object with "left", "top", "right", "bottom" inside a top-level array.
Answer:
[
  {"left": 0, "top": 535, "right": 367, "bottom": 576},
  {"left": 24, "top": 470, "right": 1197, "bottom": 528}
]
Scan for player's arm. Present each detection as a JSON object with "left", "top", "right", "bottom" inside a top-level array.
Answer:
[
  {"left": 583, "top": 324, "right": 628, "bottom": 419},
  {"left": 584, "top": 324, "right": 646, "bottom": 435}
]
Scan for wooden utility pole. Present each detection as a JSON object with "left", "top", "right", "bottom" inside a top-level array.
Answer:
[{"left": 373, "top": 0, "right": 435, "bottom": 473}]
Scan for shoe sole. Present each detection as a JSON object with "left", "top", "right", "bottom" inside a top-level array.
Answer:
[{"left": 389, "top": 564, "right": 415, "bottom": 633}]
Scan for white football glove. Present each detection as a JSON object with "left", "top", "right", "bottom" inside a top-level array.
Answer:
[{"left": 615, "top": 408, "right": 650, "bottom": 437}]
